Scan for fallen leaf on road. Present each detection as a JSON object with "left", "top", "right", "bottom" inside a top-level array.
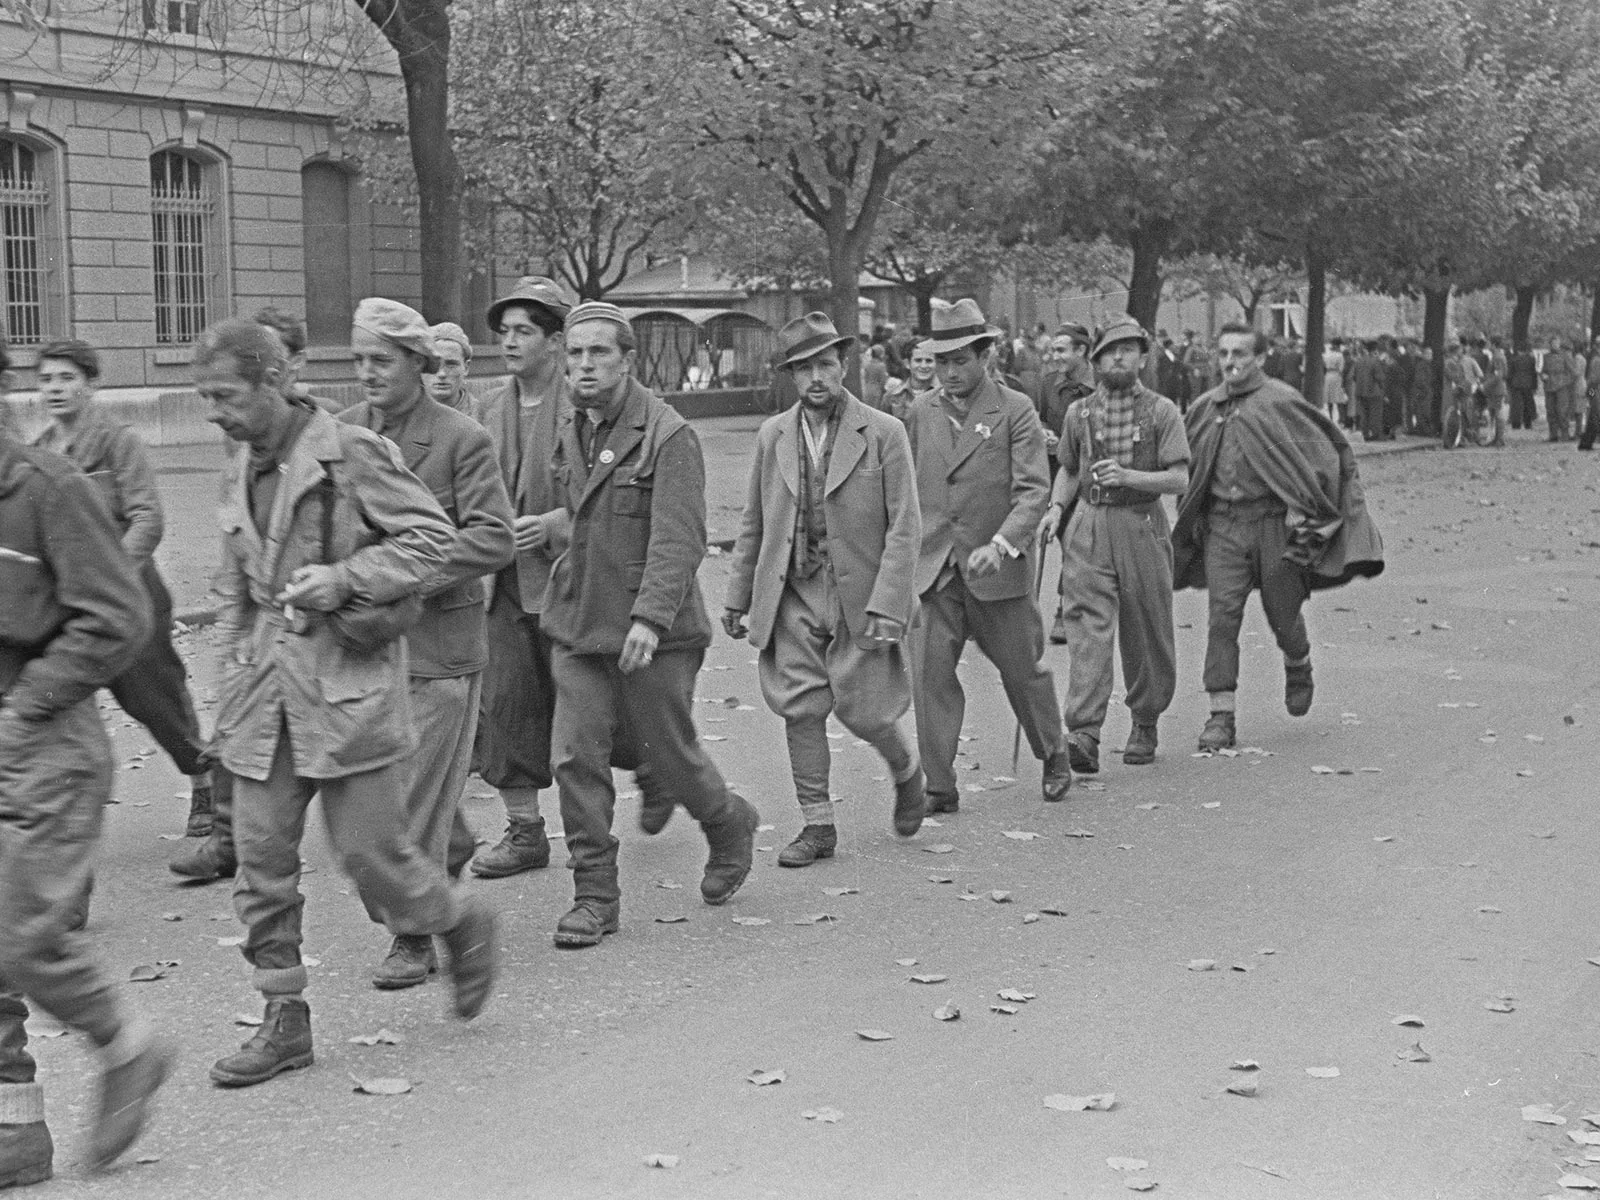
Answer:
[
  {"left": 922, "top": 844, "right": 956, "bottom": 855},
  {"left": 348, "top": 1029, "right": 400, "bottom": 1046},
  {"left": 643, "top": 1154, "right": 679, "bottom": 1169},
  {"left": 1392, "top": 1015, "right": 1425, "bottom": 1027},
  {"left": 1397, "top": 1042, "right": 1431, "bottom": 1063},
  {"left": 1517, "top": 769, "right": 1535, "bottom": 778},
  {"left": 350, "top": 1075, "right": 411, "bottom": 1095},
  {"left": 128, "top": 965, "right": 167, "bottom": 982},
  {"left": 700, "top": 734, "right": 727, "bottom": 742},
  {"left": 160, "top": 912, "right": 183, "bottom": 922},
  {"left": 1310, "top": 765, "right": 1336, "bottom": 775},
  {"left": 1117, "top": 844, "right": 1135, "bottom": 851},
  {"left": 1080, "top": 781, "right": 1108, "bottom": 792},
  {"left": 1533, "top": 830, "right": 1557, "bottom": 840},
  {"left": 217, "top": 936, "right": 245, "bottom": 947},
  {"left": 1588, "top": 959, "right": 1600, "bottom": 969},
  {"left": 1108, "top": 1157, "right": 1149, "bottom": 1172},
  {"left": 997, "top": 988, "right": 1036, "bottom": 1002},
  {"left": 1526, "top": 734, "right": 1546, "bottom": 743},
  {"left": 1065, "top": 828, "right": 1095, "bottom": 838},
  {"left": 1230, "top": 963, "right": 1252, "bottom": 972},
  {"left": 1477, "top": 906, "right": 1503, "bottom": 914},
  {"left": 721, "top": 696, "right": 741, "bottom": 708},
  {"left": 1126, "top": 1180, "right": 1158, "bottom": 1192},
  {"left": 802, "top": 1108, "right": 843, "bottom": 1123},
  {"left": 1557, "top": 1173, "right": 1600, "bottom": 1190},
  {"left": 731, "top": 916, "right": 770, "bottom": 927},
  {"left": 1237, "top": 1162, "right": 1289, "bottom": 1181},
  {"left": 747, "top": 1068, "right": 785, "bottom": 1086},
  {"left": 1023, "top": 913, "right": 1041, "bottom": 924},
  {"left": 792, "top": 913, "right": 836, "bottom": 926},
  {"left": 1188, "top": 959, "right": 1217, "bottom": 972},
  {"left": 654, "top": 915, "right": 689, "bottom": 924},
  {"left": 963, "top": 784, "right": 987, "bottom": 793},
  {"left": 1569, "top": 1133, "right": 1600, "bottom": 1146},
  {"left": 1201, "top": 802, "right": 1221, "bottom": 810},
  {"left": 1305, "top": 1067, "right": 1340, "bottom": 1078},
  {"left": 1374, "top": 836, "right": 1394, "bottom": 843},
  {"left": 1039, "top": 905, "right": 1069, "bottom": 916},
  {"left": 822, "top": 887, "right": 858, "bottom": 897},
  {"left": 1136, "top": 803, "right": 1161, "bottom": 811},
  {"left": 1230, "top": 1060, "right": 1260, "bottom": 1071},
  {"left": 655, "top": 880, "right": 683, "bottom": 890},
  {"left": 932, "top": 1003, "right": 960, "bottom": 1022},
  {"left": 894, "top": 957, "right": 917, "bottom": 966},
  {"left": 991, "top": 775, "right": 1017, "bottom": 784},
  {"left": 233, "top": 1013, "right": 262, "bottom": 1027},
  {"left": 927, "top": 875, "right": 953, "bottom": 884},
  {"left": 1524, "top": 1105, "right": 1567, "bottom": 1125},
  {"left": 1226, "top": 1079, "right": 1259, "bottom": 1097},
  {"left": 991, "top": 1004, "right": 1020, "bottom": 1015},
  {"left": 157, "top": 833, "right": 184, "bottom": 841},
  {"left": 1044, "top": 1092, "right": 1115, "bottom": 1112},
  {"left": 990, "top": 891, "right": 1013, "bottom": 904},
  {"left": 1002, "top": 830, "right": 1041, "bottom": 841},
  {"left": 910, "top": 974, "right": 948, "bottom": 984},
  {"left": 134, "top": 1154, "right": 160, "bottom": 1164},
  {"left": 855, "top": 1029, "right": 894, "bottom": 1042}
]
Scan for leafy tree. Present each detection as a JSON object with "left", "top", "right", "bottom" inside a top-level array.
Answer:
[{"left": 1167, "top": 253, "right": 1303, "bottom": 326}]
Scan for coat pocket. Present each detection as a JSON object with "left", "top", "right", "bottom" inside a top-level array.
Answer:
[{"left": 612, "top": 483, "right": 653, "bottom": 517}]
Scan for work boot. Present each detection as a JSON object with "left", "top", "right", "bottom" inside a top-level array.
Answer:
[
  {"left": 184, "top": 780, "right": 214, "bottom": 838},
  {"left": 170, "top": 768, "right": 235, "bottom": 881},
  {"left": 1049, "top": 607, "right": 1069, "bottom": 645},
  {"left": 1284, "top": 659, "right": 1315, "bottom": 717},
  {"left": 924, "top": 789, "right": 959, "bottom": 815},
  {"left": 892, "top": 767, "right": 925, "bottom": 837},
  {"left": 210, "top": 998, "right": 313, "bottom": 1088},
  {"left": 371, "top": 935, "right": 437, "bottom": 991},
  {"left": 553, "top": 899, "right": 620, "bottom": 949},
  {"left": 469, "top": 819, "right": 550, "bottom": 879},
  {"left": 1197, "top": 712, "right": 1236, "bottom": 752},
  {"left": 1123, "top": 723, "right": 1158, "bottom": 766},
  {"left": 0, "top": 1084, "right": 52, "bottom": 1188},
  {"left": 441, "top": 900, "right": 498, "bottom": 1020},
  {"left": 1041, "top": 748, "right": 1074, "bottom": 802},
  {"left": 1066, "top": 730, "right": 1100, "bottom": 774},
  {"left": 700, "top": 792, "right": 759, "bottom": 906},
  {"left": 90, "top": 1035, "right": 173, "bottom": 1170},
  {"left": 778, "top": 824, "right": 837, "bottom": 868}
]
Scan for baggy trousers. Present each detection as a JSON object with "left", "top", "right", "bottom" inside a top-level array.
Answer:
[
  {"left": 0, "top": 701, "right": 127, "bottom": 1080},
  {"left": 108, "top": 560, "right": 208, "bottom": 777},
  {"left": 551, "top": 644, "right": 735, "bottom": 905},
  {"left": 1060, "top": 501, "right": 1177, "bottom": 734},
  {"left": 758, "top": 570, "right": 914, "bottom": 812},
  {"left": 232, "top": 721, "right": 462, "bottom": 996},
  {"left": 911, "top": 572, "right": 1063, "bottom": 798},
  {"left": 472, "top": 582, "right": 554, "bottom": 792},
  {"left": 1200, "top": 501, "right": 1312, "bottom": 696}
]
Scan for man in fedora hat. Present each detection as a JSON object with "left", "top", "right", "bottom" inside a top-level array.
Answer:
[
  {"left": 543, "top": 302, "right": 759, "bottom": 947},
  {"left": 723, "top": 313, "right": 924, "bottom": 868},
  {"left": 904, "top": 299, "right": 1073, "bottom": 811},
  {"left": 466, "top": 277, "right": 575, "bottom": 879},
  {"left": 1037, "top": 318, "right": 1189, "bottom": 772}
]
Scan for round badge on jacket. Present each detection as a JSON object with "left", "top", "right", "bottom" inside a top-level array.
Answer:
[{"left": 599, "top": 449, "right": 615, "bottom": 464}]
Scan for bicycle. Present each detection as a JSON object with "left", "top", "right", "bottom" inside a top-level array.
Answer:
[{"left": 1441, "top": 386, "right": 1496, "bottom": 448}]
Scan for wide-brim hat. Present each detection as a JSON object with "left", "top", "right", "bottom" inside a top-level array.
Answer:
[
  {"left": 923, "top": 298, "right": 1002, "bottom": 355},
  {"left": 777, "top": 311, "right": 856, "bottom": 368},
  {"left": 487, "top": 276, "right": 572, "bottom": 332},
  {"left": 1090, "top": 317, "right": 1151, "bottom": 362}
]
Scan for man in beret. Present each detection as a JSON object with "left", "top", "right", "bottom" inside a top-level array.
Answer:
[
  {"left": 724, "top": 312, "right": 923, "bottom": 868},
  {"left": 904, "top": 299, "right": 1073, "bottom": 812},
  {"left": 1173, "top": 323, "right": 1384, "bottom": 752},
  {"left": 543, "top": 303, "right": 759, "bottom": 946},
  {"left": 1038, "top": 319, "right": 1189, "bottom": 772},
  {"left": 467, "top": 278, "right": 574, "bottom": 879},
  {"left": 425, "top": 322, "right": 476, "bottom": 415},
  {"left": 342, "top": 299, "right": 515, "bottom": 989}
]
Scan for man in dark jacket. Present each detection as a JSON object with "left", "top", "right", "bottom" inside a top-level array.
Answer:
[
  {"left": 1507, "top": 344, "right": 1538, "bottom": 430},
  {"left": 0, "top": 339, "right": 171, "bottom": 1180},
  {"left": 543, "top": 303, "right": 759, "bottom": 948}
]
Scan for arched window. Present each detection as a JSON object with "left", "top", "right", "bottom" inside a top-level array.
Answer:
[
  {"left": 150, "top": 148, "right": 224, "bottom": 343},
  {"left": 1, "top": 137, "right": 61, "bottom": 346}
]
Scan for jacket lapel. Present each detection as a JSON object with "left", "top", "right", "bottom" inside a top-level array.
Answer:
[
  {"left": 946, "top": 380, "right": 1003, "bottom": 475},
  {"left": 825, "top": 394, "right": 868, "bottom": 496},
  {"left": 266, "top": 410, "right": 343, "bottom": 564},
  {"left": 578, "top": 382, "right": 646, "bottom": 508},
  {"left": 776, "top": 404, "right": 800, "bottom": 498}
]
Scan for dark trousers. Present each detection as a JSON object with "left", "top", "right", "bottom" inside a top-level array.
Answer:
[
  {"left": 1201, "top": 503, "right": 1312, "bottom": 696},
  {"left": 472, "top": 578, "right": 554, "bottom": 791},
  {"left": 109, "top": 561, "right": 207, "bottom": 777},
  {"left": 1358, "top": 394, "right": 1385, "bottom": 441},
  {"left": 550, "top": 644, "right": 734, "bottom": 903},
  {"left": 1509, "top": 386, "right": 1537, "bottom": 429}
]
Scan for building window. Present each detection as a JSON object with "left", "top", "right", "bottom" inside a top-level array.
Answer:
[
  {"left": 143, "top": 0, "right": 203, "bottom": 35},
  {"left": 301, "top": 161, "right": 355, "bottom": 346},
  {"left": 0, "top": 138, "right": 54, "bottom": 347},
  {"left": 150, "top": 149, "right": 217, "bottom": 344}
]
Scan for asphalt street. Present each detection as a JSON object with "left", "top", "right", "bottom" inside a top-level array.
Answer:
[{"left": 21, "top": 424, "right": 1600, "bottom": 1200}]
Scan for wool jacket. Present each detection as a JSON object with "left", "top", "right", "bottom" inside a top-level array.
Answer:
[
  {"left": 31, "top": 410, "right": 163, "bottom": 561},
  {"left": 474, "top": 376, "right": 572, "bottom": 614}
]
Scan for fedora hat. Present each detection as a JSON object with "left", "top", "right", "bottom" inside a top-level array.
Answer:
[
  {"left": 776, "top": 311, "right": 856, "bottom": 368},
  {"left": 1090, "top": 317, "right": 1151, "bottom": 361},
  {"left": 487, "top": 276, "right": 572, "bottom": 332},
  {"left": 923, "top": 298, "right": 1002, "bottom": 354}
]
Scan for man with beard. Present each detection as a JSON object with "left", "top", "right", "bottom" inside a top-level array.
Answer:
[
  {"left": 904, "top": 300, "right": 1073, "bottom": 813},
  {"left": 1037, "top": 319, "right": 1189, "bottom": 772},
  {"left": 1173, "top": 324, "right": 1384, "bottom": 752},
  {"left": 543, "top": 303, "right": 758, "bottom": 947},
  {"left": 723, "top": 313, "right": 923, "bottom": 868}
]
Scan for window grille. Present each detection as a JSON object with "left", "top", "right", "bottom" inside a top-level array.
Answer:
[
  {"left": 142, "top": 0, "right": 202, "bottom": 34},
  {"left": 150, "top": 150, "right": 213, "bottom": 344},
  {"left": 0, "top": 140, "right": 49, "bottom": 346}
]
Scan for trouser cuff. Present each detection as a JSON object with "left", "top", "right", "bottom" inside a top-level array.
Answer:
[
  {"left": 799, "top": 800, "right": 836, "bottom": 826},
  {"left": 500, "top": 787, "right": 542, "bottom": 823},
  {"left": 1285, "top": 653, "right": 1311, "bottom": 668},
  {"left": 0, "top": 1083, "right": 44, "bottom": 1124},
  {"left": 1208, "top": 691, "right": 1236, "bottom": 714},
  {"left": 255, "top": 965, "right": 309, "bottom": 996}
]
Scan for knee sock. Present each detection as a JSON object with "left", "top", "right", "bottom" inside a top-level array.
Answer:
[
  {"left": 499, "top": 787, "right": 542, "bottom": 826},
  {"left": 1208, "top": 691, "right": 1236, "bottom": 714},
  {"left": 1286, "top": 653, "right": 1311, "bottom": 669}
]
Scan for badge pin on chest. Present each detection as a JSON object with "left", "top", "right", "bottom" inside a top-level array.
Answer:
[{"left": 599, "top": 449, "right": 615, "bottom": 464}]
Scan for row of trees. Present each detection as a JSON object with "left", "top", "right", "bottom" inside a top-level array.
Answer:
[{"left": 351, "top": 0, "right": 1600, "bottom": 410}]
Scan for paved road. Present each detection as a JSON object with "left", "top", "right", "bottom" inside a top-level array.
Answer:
[{"left": 27, "top": 427, "right": 1600, "bottom": 1199}]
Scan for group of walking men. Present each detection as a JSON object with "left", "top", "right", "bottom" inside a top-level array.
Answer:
[{"left": 0, "top": 282, "right": 1383, "bottom": 1182}]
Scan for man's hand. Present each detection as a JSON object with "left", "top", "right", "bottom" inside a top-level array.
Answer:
[
  {"left": 966, "top": 543, "right": 1005, "bottom": 579},
  {"left": 618, "top": 621, "right": 660, "bottom": 674},
  {"left": 861, "top": 614, "right": 904, "bottom": 648},
  {"left": 721, "top": 608, "right": 748, "bottom": 640},
  {"left": 513, "top": 514, "right": 546, "bottom": 554},
  {"left": 1037, "top": 503, "right": 1063, "bottom": 544},
  {"left": 276, "top": 564, "right": 351, "bottom": 612},
  {"left": 1089, "top": 458, "right": 1128, "bottom": 488}
]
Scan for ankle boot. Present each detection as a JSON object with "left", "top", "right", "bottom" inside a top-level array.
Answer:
[
  {"left": 469, "top": 819, "right": 550, "bottom": 879},
  {"left": 184, "top": 779, "right": 215, "bottom": 838},
  {"left": 0, "top": 1083, "right": 52, "bottom": 1188},
  {"left": 91, "top": 1036, "right": 173, "bottom": 1170},
  {"left": 701, "top": 792, "right": 758, "bottom": 905},
  {"left": 210, "top": 998, "right": 313, "bottom": 1088},
  {"left": 554, "top": 870, "right": 621, "bottom": 949},
  {"left": 441, "top": 900, "right": 498, "bottom": 1020},
  {"left": 170, "top": 768, "right": 235, "bottom": 881}
]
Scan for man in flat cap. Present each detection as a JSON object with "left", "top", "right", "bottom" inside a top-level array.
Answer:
[
  {"left": 542, "top": 303, "right": 758, "bottom": 946},
  {"left": 425, "top": 322, "right": 476, "bottom": 415},
  {"left": 341, "top": 299, "right": 515, "bottom": 989},
  {"left": 724, "top": 313, "right": 923, "bottom": 868},
  {"left": 904, "top": 299, "right": 1073, "bottom": 812},
  {"left": 1174, "top": 323, "right": 1384, "bottom": 752},
  {"left": 1038, "top": 318, "right": 1189, "bottom": 772},
  {"left": 195, "top": 318, "right": 498, "bottom": 1088},
  {"left": 467, "top": 277, "right": 575, "bottom": 879}
]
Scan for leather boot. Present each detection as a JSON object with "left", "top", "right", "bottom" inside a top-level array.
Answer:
[
  {"left": 892, "top": 767, "right": 925, "bottom": 837},
  {"left": 924, "top": 789, "right": 959, "bottom": 815},
  {"left": 1122, "top": 723, "right": 1158, "bottom": 766},
  {"left": 469, "top": 819, "right": 550, "bottom": 879},
  {"left": 0, "top": 1083, "right": 52, "bottom": 1188},
  {"left": 1197, "top": 712, "right": 1236, "bottom": 752},
  {"left": 553, "top": 899, "right": 620, "bottom": 949},
  {"left": 170, "top": 768, "right": 235, "bottom": 881},
  {"left": 91, "top": 1035, "right": 173, "bottom": 1170},
  {"left": 371, "top": 935, "right": 437, "bottom": 990},
  {"left": 778, "top": 824, "right": 837, "bottom": 867},
  {"left": 701, "top": 792, "right": 758, "bottom": 906},
  {"left": 441, "top": 899, "right": 497, "bottom": 1020},
  {"left": 1041, "top": 748, "right": 1074, "bottom": 802},
  {"left": 210, "top": 998, "right": 313, "bottom": 1088},
  {"left": 184, "top": 779, "right": 214, "bottom": 838},
  {"left": 1284, "top": 658, "right": 1315, "bottom": 717},
  {"left": 1066, "top": 731, "right": 1100, "bottom": 774}
]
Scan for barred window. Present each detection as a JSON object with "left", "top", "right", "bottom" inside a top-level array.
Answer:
[
  {"left": 0, "top": 139, "right": 53, "bottom": 346},
  {"left": 150, "top": 149, "right": 217, "bottom": 345},
  {"left": 142, "top": 0, "right": 203, "bottom": 35}
]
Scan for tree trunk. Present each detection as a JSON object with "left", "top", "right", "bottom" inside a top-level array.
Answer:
[
  {"left": 1125, "top": 222, "right": 1169, "bottom": 332},
  {"left": 361, "top": 0, "right": 464, "bottom": 323},
  {"left": 826, "top": 227, "right": 865, "bottom": 392},
  {"left": 1423, "top": 285, "right": 1450, "bottom": 435},
  {"left": 1302, "top": 241, "right": 1326, "bottom": 406},
  {"left": 1589, "top": 281, "right": 1600, "bottom": 346},
  {"left": 1511, "top": 284, "right": 1537, "bottom": 351}
]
